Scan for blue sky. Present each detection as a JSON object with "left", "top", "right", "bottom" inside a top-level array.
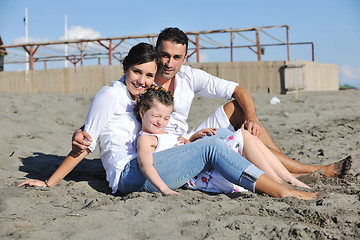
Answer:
[{"left": 1, "top": 0, "right": 360, "bottom": 89}]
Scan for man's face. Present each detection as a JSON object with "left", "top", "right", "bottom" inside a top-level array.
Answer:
[{"left": 157, "top": 40, "right": 187, "bottom": 80}]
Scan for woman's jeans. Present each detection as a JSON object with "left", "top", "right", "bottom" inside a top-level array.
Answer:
[{"left": 118, "top": 128, "right": 264, "bottom": 194}]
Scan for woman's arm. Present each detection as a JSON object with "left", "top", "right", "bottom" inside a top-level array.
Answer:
[
  {"left": 18, "top": 149, "right": 90, "bottom": 188},
  {"left": 72, "top": 127, "right": 92, "bottom": 154},
  {"left": 136, "top": 135, "right": 178, "bottom": 196}
]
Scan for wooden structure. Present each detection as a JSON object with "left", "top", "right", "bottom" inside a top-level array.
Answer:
[
  {"left": 0, "top": 36, "right": 6, "bottom": 71},
  {"left": 0, "top": 25, "right": 315, "bottom": 71}
]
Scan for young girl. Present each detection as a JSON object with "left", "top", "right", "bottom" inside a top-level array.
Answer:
[{"left": 133, "top": 85, "right": 311, "bottom": 196}]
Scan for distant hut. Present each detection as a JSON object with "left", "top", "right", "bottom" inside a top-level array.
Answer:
[{"left": 0, "top": 36, "right": 7, "bottom": 71}]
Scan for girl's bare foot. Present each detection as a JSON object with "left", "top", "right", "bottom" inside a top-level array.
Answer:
[{"left": 289, "top": 189, "right": 319, "bottom": 200}]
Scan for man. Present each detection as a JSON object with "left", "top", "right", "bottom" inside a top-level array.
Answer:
[{"left": 73, "top": 27, "right": 351, "bottom": 178}]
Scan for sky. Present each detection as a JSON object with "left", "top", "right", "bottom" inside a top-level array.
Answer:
[{"left": 0, "top": 0, "right": 360, "bottom": 89}]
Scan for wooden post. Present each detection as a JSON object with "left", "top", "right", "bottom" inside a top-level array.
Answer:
[
  {"left": 230, "top": 32, "right": 234, "bottom": 62},
  {"left": 256, "top": 29, "right": 261, "bottom": 61},
  {"left": 195, "top": 34, "right": 200, "bottom": 63}
]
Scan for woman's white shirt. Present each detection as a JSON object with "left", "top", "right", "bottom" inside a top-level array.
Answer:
[{"left": 84, "top": 76, "right": 140, "bottom": 193}]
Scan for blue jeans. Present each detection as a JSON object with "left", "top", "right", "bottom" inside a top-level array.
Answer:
[{"left": 118, "top": 128, "right": 264, "bottom": 194}]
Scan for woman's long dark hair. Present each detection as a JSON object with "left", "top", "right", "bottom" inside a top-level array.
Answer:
[{"left": 122, "top": 43, "right": 159, "bottom": 72}]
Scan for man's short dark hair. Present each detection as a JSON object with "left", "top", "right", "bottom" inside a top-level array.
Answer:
[{"left": 156, "top": 27, "right": 188, "bottom": 52}]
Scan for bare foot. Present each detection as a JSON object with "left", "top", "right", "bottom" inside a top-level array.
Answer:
[
  {"left": 296, "top": 169, "right": 324, "bottom": 184},
  {"left": 323, "top": 156, "right": 353, "bottom": 177},
  {"left": 290, "top": 190, "right": 319, "bottom": 200},
  {"left": 289, "top": 178, "right": 311, "bottom": 189}
]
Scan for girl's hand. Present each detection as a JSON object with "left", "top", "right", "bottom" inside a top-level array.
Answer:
[
  {"left": 189, "top": 128, "right": 217, "bottom": 142},
  {"left": 18, "top": 179, "right": 47, "bottom": 187},
  {"left": 161, "top": 188, "right": 179, "bottom": 196},
  {"left": 177, "top": 136, "right": 190, "bottom": 144}
]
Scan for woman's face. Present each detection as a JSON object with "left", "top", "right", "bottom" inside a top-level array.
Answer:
[
  {"left": 140, "top": 100, "right": 173, "bottom": 135},
  {"left": 125, "top": 61, "right": 157, "bottom": 100}
]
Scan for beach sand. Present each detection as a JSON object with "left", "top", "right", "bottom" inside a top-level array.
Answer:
[{"left": 0, "top": 89, "right": 359, "bottom": 239}]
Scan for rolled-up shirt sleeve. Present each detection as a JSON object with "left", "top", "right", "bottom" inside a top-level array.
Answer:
[
  {"left": 83, "top": 87, "right": 118, "bottom": 152},
  {"left": 191, "top": 67, "right": 238, "bottom": 100}
]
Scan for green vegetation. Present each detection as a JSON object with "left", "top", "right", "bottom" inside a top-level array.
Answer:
[{"left": 339, "top": 84, "right": 358, "bottom": 90}]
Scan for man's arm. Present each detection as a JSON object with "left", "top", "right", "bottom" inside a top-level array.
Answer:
[{"left": 232, "top": 85, "right": 262, "bottom": 137}]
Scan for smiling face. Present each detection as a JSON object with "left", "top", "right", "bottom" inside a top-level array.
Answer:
[
  {"left": 124, "top": 61, "right": 158, "bottom": 100},
  {"left": 140, "top": 100, "right": 173, "bottom": 134},
  {"left": 157, "top": 40, "right": 187, "bottom": 81}
]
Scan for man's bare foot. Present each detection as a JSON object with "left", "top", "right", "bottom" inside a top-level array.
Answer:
[{"left": 323, "top": 156, "right": 353, "bottom": 178}]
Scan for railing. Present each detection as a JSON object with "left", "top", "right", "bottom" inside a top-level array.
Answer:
[{"left": 0, "top": 25, "right": 315, "bottom": 71}]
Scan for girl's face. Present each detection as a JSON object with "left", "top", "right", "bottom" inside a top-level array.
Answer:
[
  {"left": 140, "top": 100, "right": 173, "bottom": 134},
  {"left": 125, "top": 61, "right": 157, "bottom": 100}
]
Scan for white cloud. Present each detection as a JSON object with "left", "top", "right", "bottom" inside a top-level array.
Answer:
[
  {"left": 13, "top": 36, "right": 47, "bottom": 44},
  {"left": 61, "top": 26, "right": 102, "bottom": 40},
  {"left": 12, "top": 26, "right": 101, "bottom": 44},
  {"left": 339, "top": 65, "right": 360, "bottom": 89},
  {"left": 340, "top": 65, "right": 360, "bottom": 79}
]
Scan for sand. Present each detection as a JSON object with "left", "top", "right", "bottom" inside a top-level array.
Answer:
[{"left": 0, "top": 89, "right": 359, "bottom": 239}]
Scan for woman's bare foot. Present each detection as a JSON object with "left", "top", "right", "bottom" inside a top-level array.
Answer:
[
  {"left": 323, "top": 155, "right": 352, "bottom": 177},
  {"left": 290, "top": 179, "right": 311, "bottom": 189},
  {"left": 255, "top": 174, "right": 316, "bottom": 200}
]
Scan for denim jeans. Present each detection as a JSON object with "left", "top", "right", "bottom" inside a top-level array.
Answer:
[{"left": 118, "top": 128, "right": 264, "bottom": 194}]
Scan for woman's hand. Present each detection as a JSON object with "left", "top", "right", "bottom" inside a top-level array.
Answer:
[
  {"left": 189, "top": 128, "right": 217, "bottom": 142},
  {"left": 18, "top": 179, "right": 47, "bottom": 187},
  {"left": 72, "top": 130, "right": 92, "bottom": 154}
]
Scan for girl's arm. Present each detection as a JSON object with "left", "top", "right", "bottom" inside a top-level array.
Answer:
[
  {"left": 189, "top": 128, "right": 217, "bottom": 142},
  {"left": 136, "top": 135, "right": 178, "bottom": 196},
  {"left": 18, "top": 149, "right": 90, "bottom": 188}
]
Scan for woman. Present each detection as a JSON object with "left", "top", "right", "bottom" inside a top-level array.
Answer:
[
  {"left": 19, "top": 42, "right": 158, "bottom": 191},
  {"left": 18, "top": 42, "right": 318, "bottom": 200}
]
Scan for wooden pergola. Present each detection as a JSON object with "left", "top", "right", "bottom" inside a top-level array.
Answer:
[{"left": 0, "top": 25, "right": 315, "bottom": 71}]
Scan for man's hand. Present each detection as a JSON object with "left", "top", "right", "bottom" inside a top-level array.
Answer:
[
  {"left": 243, "top": 120, "right": 262, "bottom": 137},
  {"left": 72, "top": 129, "right": 92, "bottom": 154}
]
